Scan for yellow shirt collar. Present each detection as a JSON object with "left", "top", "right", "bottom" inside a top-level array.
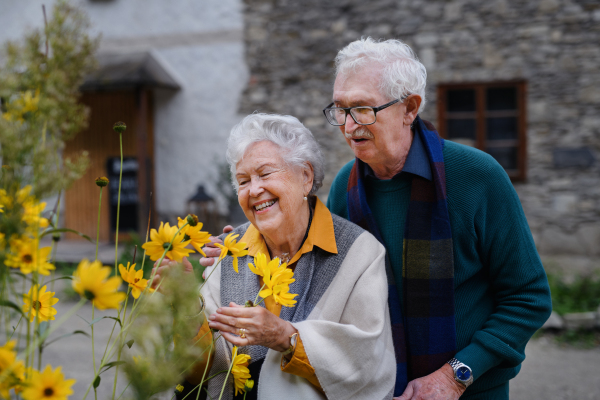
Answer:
[{"left": 240, "top": 197, "right": 338, "bottom": 264}]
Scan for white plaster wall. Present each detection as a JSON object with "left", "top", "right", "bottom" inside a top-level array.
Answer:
[{"left": 0, "top": 0, "right": 248, "bottom": 218}]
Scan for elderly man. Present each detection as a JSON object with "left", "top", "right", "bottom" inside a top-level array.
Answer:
[
  {"left": 322, "top": 38, "right": 551, "bottom": 399},
  {"left": 203, "top": 38, "right": 551, "bottom": 400}
]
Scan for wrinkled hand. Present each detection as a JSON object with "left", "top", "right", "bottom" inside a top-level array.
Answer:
[
  {"left": 208, "top": 302, "right": 297, "bottom": 351},
  {"left": 150, "top": 256, "right": 194, "bottom": 293},
  {"left": 394, "top": 364, "right": 465, "bottom": 400},
  {"left": 199, "top": 225, "right": 233, "bottom": 278}
]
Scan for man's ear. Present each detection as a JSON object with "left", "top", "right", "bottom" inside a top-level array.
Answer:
[{"left": 404, "top": 94, "right": 422, "bottom": 125}]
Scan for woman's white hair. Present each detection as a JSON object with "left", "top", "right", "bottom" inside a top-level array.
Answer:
[
  {"left": 226, "top": 113, "right": 325, "bottom": 196},
  {"left": 335, "top": 37, "right": 428, "bottom": 113}
]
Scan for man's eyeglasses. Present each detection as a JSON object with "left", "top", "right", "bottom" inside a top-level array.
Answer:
[{"left": 322, "top": 98, "right": 401, "bottom": 126}]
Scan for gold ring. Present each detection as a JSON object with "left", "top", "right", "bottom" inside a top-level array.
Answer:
[{"left": 238, "top": 328, "right": 247, "bottom": 338}]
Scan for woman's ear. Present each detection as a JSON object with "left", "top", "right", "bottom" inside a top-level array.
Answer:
[{"left": 303, "top": 163, "right": 315, "bottom": 196}]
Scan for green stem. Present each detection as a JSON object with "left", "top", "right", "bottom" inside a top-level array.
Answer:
[
  {"left": 252, "top": 283, "right": 267, "bottom": 306},
  {"left": 8, "top": 316, "right": 23, "bottom": 341},
  {"left": 217, "top": 348, "right": 237, "bottom": 400},
  {"left": 198, "top": 258, "right": 222, "bottom": 293},
  {"left": 19, "top": 299, "right": 86, "bottom": 361},
  {"left": 111, "top": 288, "right": 131, "bottom": 400},
  {"left": 114, "top": 132, "right": 123, "bottom": 274},
  {"left": 95, "top": 187, "right": 103, "bottom": 261}
]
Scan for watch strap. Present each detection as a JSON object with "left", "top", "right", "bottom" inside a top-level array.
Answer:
[
  {"left": 447, "top": 357, "right": 473, "bottom": 388},
  {"left": 281, "top": 332, "right": 298, "bottom": 356}
]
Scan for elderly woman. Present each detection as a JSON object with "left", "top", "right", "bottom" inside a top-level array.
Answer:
[{"left": 153, "top": 113, "right": 395, "bottom": 400}]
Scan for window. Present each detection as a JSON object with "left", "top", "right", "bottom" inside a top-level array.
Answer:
[{"left": 437, "top": 82, "right": 527, "bottom": 181}]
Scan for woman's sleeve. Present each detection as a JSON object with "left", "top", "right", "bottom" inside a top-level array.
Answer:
[{"left": 280, "top": 335, "right": 323, "bottom": 391}]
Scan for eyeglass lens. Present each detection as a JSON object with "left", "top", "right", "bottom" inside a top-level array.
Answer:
[{"left": 326, "top": 107, "right": 376, "bottom": 126}]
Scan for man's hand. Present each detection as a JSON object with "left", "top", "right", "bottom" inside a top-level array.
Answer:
[
  {"left": 394, "top": 364, "right": 466, "bottom": 400},
  {"left": 199, "top": 225, "right": 233, "bottom": 278}
]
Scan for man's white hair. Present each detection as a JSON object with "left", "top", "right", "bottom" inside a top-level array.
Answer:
[
  {"left": 226, "top": 113, "right": 324, "bottom": 196},
  {"left": 335, "top": 37, "right": 427, "bottom": 113}
]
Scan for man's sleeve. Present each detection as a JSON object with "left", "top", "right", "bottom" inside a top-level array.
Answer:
[{"left": 454, "top": 160, "right": 552, "bottom": 380}]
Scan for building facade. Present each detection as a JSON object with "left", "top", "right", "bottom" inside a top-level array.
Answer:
[{"left": 240, "top": 0, "right": 600, "bottom": 268}]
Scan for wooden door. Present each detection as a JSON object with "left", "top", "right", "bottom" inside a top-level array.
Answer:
[{"left": 63, "top": 90, "right": 154, "bottom": 242}]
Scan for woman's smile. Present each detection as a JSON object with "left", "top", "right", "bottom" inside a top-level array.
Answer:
[{"left": 253, "top": 198, "right": 278, "bottom": 214}]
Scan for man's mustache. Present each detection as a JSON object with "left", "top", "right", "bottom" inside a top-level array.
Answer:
[{"left": 344, "top": 127, "right": 374, "bottom": 140}]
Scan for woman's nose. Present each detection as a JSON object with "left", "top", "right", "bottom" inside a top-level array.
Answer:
[{"left": 248, "top": 178, "right": 264, "bottom": 197}]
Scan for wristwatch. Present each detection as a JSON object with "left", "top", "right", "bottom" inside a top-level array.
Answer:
[
  {"left": 447, "top": 358, "right": 473, "bottom": 388},
  {"left": 281, "top": 332, "right": 298, "bottom": 357}
]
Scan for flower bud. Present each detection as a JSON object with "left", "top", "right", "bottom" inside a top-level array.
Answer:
[
  {"left": 244, "top": 379, "right": 254, "bottom": 392},
  {"left": 52, "top": 233, "right": 61, "bottom": 242},
  {"left": 95, "top": 176, "right": 109, "bottom": 187},
  {"left": 113, "top": 121, "right": 127, "bottom": 134},
  {"left": 186, "top": 214, "right": 199, "bottom": 227}
]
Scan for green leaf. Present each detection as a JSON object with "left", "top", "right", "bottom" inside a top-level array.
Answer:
[
  {"left": 45, "top": 276, "right": 73, "bottom": 284},
  {"left": 0, "top": 300, "right": 25, "bottom": 317},
  {"left": 44, "top": 330, "right": 90, "bottom": 347},
  {"left": 125, "top": 339, "right": 134, "bottom": 349},
  {"left": 88, "top": 316, "right": 122, "bottom": 327},
  {"left": 38, "top": 321, "right": 50, "bottom": 337},
  {"left": 93, "top": 375, "right": 101, "bottom": 388},
  {"left": 40, "top": 228, "right": 92, "bottom": 243},
  {"left": 100, "top": 361, "right": 126, "bottom": 374}
]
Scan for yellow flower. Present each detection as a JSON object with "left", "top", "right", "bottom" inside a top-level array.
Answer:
[
  {"left": 231, "top": 347, "right": 251, "bottom": 396},
  {"left": 248, "top": 252, "right": 280, "bottom": 278},
  {"left": 21, "top": 365, "right": 75, "bottom": 400},
  {"left": 177, "top": 217, "right": 211, "bottom": 256},
  {"left": 175, "top": 384, "right": 184, "bottom": 393},
  {"left": 119, "top": 262, "right": 153, "bottom": 299},
  {"left": 215, "top": 233, "right": 248, "bottom": 273},
  {"left": 0, "top": 341, "right": 25, "bottom": 398},
  {"left": 141, "top": 222, "right": 192, "bottom": 262},
  {"left": 0, "top": 189, "right": 5, "bottom": 213},
  {"left": 72, "top": 259, "right": 126, "bottom": 310},
  {"left": 256, "top": 256, "right": 297, "bottom": 307},
  {"left": 19, "top": 89, "right": 41, "bottom": 114},
  {"left": 12, "top": 185, "right": 49, "bottom": 228},
  {"left": 244, "top": 379, "right": 254, "bottom": 392},
  {"left": 22, "top": 285, "right": 59, "bottom": 322},
  {"left": 5, "top": 237, "right": 55, "bottom": 275}
]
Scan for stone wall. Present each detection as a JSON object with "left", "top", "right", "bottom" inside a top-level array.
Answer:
[{"left": 240, "top": 0, "right": 600, "bottom": 261}]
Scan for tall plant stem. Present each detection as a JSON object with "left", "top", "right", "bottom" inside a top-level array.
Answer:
[
  {"left": 114, "top": 132, "right": 123, "bottom": 274},
  {"left": 217, "top": 347, "right": 237, "bottom": 400},
  {"left": 95, "top": 186, "right": 103, "bottom": 261},
  {"left": 91, "top": 305, "right": 98, "bottom": 399}
]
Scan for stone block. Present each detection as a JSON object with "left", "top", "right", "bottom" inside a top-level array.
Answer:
[
  {"left": 539, "top": 226, "right": 587, "bottom": 255},
  {"left": 578, "top": 224, "right": 600, "bottom": 257},
  {"left": 543, "top": 311, "right": 564, "bottom": 330},
  {"left": 563, "top": 312, "right": 597, "bottom": 330},
  {"left": 552, "top": 194, "right": 578, "bottom": 214}
]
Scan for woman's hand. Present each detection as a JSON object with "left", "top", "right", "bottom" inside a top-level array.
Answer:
[
  {"left": 150, "top": 256, "right": 195, "bottom": 292},
  {"left": 209, "top": 302, "right": 297, "bottom": 351}
]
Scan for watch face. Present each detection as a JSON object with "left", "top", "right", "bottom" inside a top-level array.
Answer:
[{"left": 457, "top": 366, "right": 471, "bottom": 381}]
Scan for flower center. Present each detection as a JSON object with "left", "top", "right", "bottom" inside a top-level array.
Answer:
[
  {"left": 44, "top": 387, "right": 54, "bottom": 396},
  {"left": 22, "top": 254, "right": 33, "bottom": 263},
  {"left": 83, "top": 289, "right": 96, "bottom": 301},
  {"left": 183, "top": 234, "right": 191, "bottom": 241},
  {"left": 32, "top": 300, "right": 43, "bottom": 311},
  {"left": 162, "top": 242, "right": 172, "bottom": 251}
]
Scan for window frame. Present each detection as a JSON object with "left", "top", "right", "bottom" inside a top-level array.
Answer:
[{"left": 437, "top": 81, "right": 527, "bottom": 182}]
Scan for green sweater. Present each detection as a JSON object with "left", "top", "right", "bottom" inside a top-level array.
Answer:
[{"left": 326, "top": 140, "right": 552, "bottom": 395}]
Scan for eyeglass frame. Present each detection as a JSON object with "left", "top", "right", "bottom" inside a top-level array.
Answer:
[{"left": 322, "top": 96, "right": 407, "bottom": 126}]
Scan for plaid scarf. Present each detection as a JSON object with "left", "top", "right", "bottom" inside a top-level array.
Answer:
[{"left": 346, "top": 116, "right": 456, "bottom": 396}]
